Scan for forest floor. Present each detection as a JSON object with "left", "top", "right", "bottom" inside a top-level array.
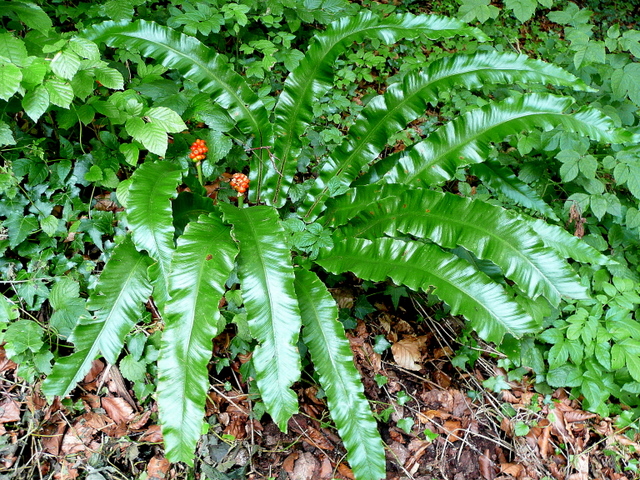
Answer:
[{"left": 1, "top": 285, "right": 638, "bottom": 480}]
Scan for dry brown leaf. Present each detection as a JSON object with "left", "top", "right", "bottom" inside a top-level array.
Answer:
[
  {"left": 146, "top": 456, "right": 170, "bottom": 480},
  {"left": 388, "top": 441, "right": 409, "bottom": 466},
  {"left": 102, "top": 397, "right": 135, "bottom": 424},
  {"left": 0, "top": 399, "right": 21, "bottom": 423},
  {"left": 479, "top": 449, "right": 495, "bottom": 480},
  {"left": 563, "top": 411, "right": 596, "bottom": 423},
  {"left": 500, "top": 463, "right": 524, "bottom": 476},
  {"left": 0, "top": 346, "right": 17, "bottom": 373},
  {"left": 337, "top": 462, "right": 355, "bottom": 480},
  {"left": 319, "top": 456, "right": 333, "bottom": 479},
  {"left": 139, "top": 424, "right": 163, "bottom": 443},
  {"left": 61, "top": 421, "right": 95, "bottom": 455},
  {"left": 442, "top": 419, "right": 463, "bottom": 441},
  {"left": 391, "top": 337, "right": 423, "bottom": 371}
]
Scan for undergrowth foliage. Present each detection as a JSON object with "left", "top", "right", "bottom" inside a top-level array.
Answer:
[
  {"left": 30, "top": 11, "right": 632, "bottom": 479},
  {"left": 1, "top": 2, "right": 638, "bottom": 479}
]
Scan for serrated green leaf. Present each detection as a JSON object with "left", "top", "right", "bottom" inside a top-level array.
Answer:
[
  {"left": 295, "top": 268, "right": 385, "bottom": 480},
  {"left": 120, "top": 354, "right": 146, "bottom": 382},
  {"left": 51, "top": 50, "right": 81, "bottom": 80},
  {"left": 94, "top": 64, "right": 124, "bottom": 89},
  {"left": 20, "top": 57, "right": 48, "bottom": 86},
  {"left": 119, "top": 143, "right": 139, "bottom": 166},
  {"left": 0, "top": 63, "right": 21, "bottom": 100},
  {"left": 220, "top": 204, "right": 301, "bottom": 431},
  {"left": 317, "top": 237, "right": 538, "bottom": 344},
  {"left": 158, "top": 213, "right": 236, "bottom": 465},
  {"left": 145, "top": 106, "right": 187, "bottom": 132},
  {"left": 0, "top": 121, "right": 15, "bottom": 146},
  {"left": 504, "top": 0, "right": 537, "bottom": 22},
  {"left": 45, "top": 78, "right": 74, "bottom": 108},
  {"left": 69, "top": 37, "right": 100, "bottom": 60},
  {"left": 0, "top": 32, "right": 28, "bottom": 66},
  {"left": 126, "top": 117, "right": 169, "bottom": 156},
  {"left": 42, "top": 237, "right": 153, "bottom": 399},
  {"left": 458, "top": 0, "right": 499, "bottom": 23},
  {"left": 1, "top": 1, "right": 52, "bottom": 34}
]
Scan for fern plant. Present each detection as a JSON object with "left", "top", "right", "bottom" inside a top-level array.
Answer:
[{"left": 41, "top": 11, "right": 628, "bottom": 480}]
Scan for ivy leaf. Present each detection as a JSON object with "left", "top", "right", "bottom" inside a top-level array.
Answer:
[
  {"left": 0, "top": 63, "right": 21, "bottom": 100},
  {"left": 4, "top": 213, "right": 39, "bottom": 247},
  {"left": 4, "top": 320, "right": 44, "bottom": 355},
  {"left": 40, "top": 215, "right": 59, "bottom": 236}
]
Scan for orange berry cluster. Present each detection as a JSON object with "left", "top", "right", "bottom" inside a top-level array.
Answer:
[
  {"left": 230, "top": 173, "right": 249, "bottom": 194},
  {"left": 189, "top": 139, "right": 208, "bottom": 161}
]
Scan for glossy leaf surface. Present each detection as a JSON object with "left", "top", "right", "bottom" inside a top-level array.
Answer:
[
  {"left": 338, "top": 189, "right": 587, "bottom": 304},
  {"left": 469, "top": 159, "right": 559, "bottom": 221},
  {"left": 295, "top": 268, "right": 385, "bottom": 480},
  {"left": 127, "top": 161, "right": 182, "bottom": 305},
  {"left": 317, "top": 237, "right": 538, "bottom": 343},
  {"left": 158, "top": 214, "right": 237, "bottom": 464},
  {"left": 369, "top": 94, "right": 631, "bottom": 187},
  {"left": 42, "top": 237, "right": 152, "bottom": 398},
  {"left": 220, "top": 204, "right": 301, "bottom": 431},
  {"left": 302, "top": 53, "right": 597, "bottom": 219},
  {"left": 264, "top": 12, "right": 486, "bottom": 207}
]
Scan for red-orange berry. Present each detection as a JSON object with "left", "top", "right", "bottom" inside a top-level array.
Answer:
[
  {"left": 189, "top": 139, "right": 208, "bottom": 162},
  {"left": 230, "top": 173, "right": 249, "bottom": 194}
]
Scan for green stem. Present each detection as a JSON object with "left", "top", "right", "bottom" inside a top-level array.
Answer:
[
  {"left": 196, "top": 161, "right": 203, "bottom": 186},
  {"left": 238, "top": 194, "right": 244, "bottom": 208}
]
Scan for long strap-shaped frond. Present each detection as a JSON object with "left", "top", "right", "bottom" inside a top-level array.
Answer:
[
  {"left": 127, "top": 161, "right": 182, "bottom": 305},
  {"left": 295, "top": 268, "right": 385, "bottom": 480},
  {"left": 84, "top": 20, "right": 273, "bottom": 187},
  {"left": 468, "top": 159, "right": 559, "bottom": 220},
  {"left": 370, "top": 93, "right": 631, "bottom": 187},
  {"left": 301, "top": 53, "right": 596, "bottom": 219},
  {"left": 220, "top": 204, "right": 301, "bottom": 431},
  {"left": 337, "top": 189, "right": 587, "bottom": 305},
  {"left": 42, "top": 237, "right": 152, "bottom": 399},
  {"left": 530, "top": 218, "right": 612, "bottom": 265},
  {"left": 260, "top": 12, "right": 487, "bottom": 207},
  {"left": 316, "top": 237, "right": 537, "bottom": 344},
  {"left": 321, "top": 183, "right": 407, "bottom": 228},
  {"left": 158, "top": 213, "right": 237, "bottom": 465}
]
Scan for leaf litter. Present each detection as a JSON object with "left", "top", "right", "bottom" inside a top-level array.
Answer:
[{"left": 0, "top": 288, "right": 639, "bottom": 479}]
